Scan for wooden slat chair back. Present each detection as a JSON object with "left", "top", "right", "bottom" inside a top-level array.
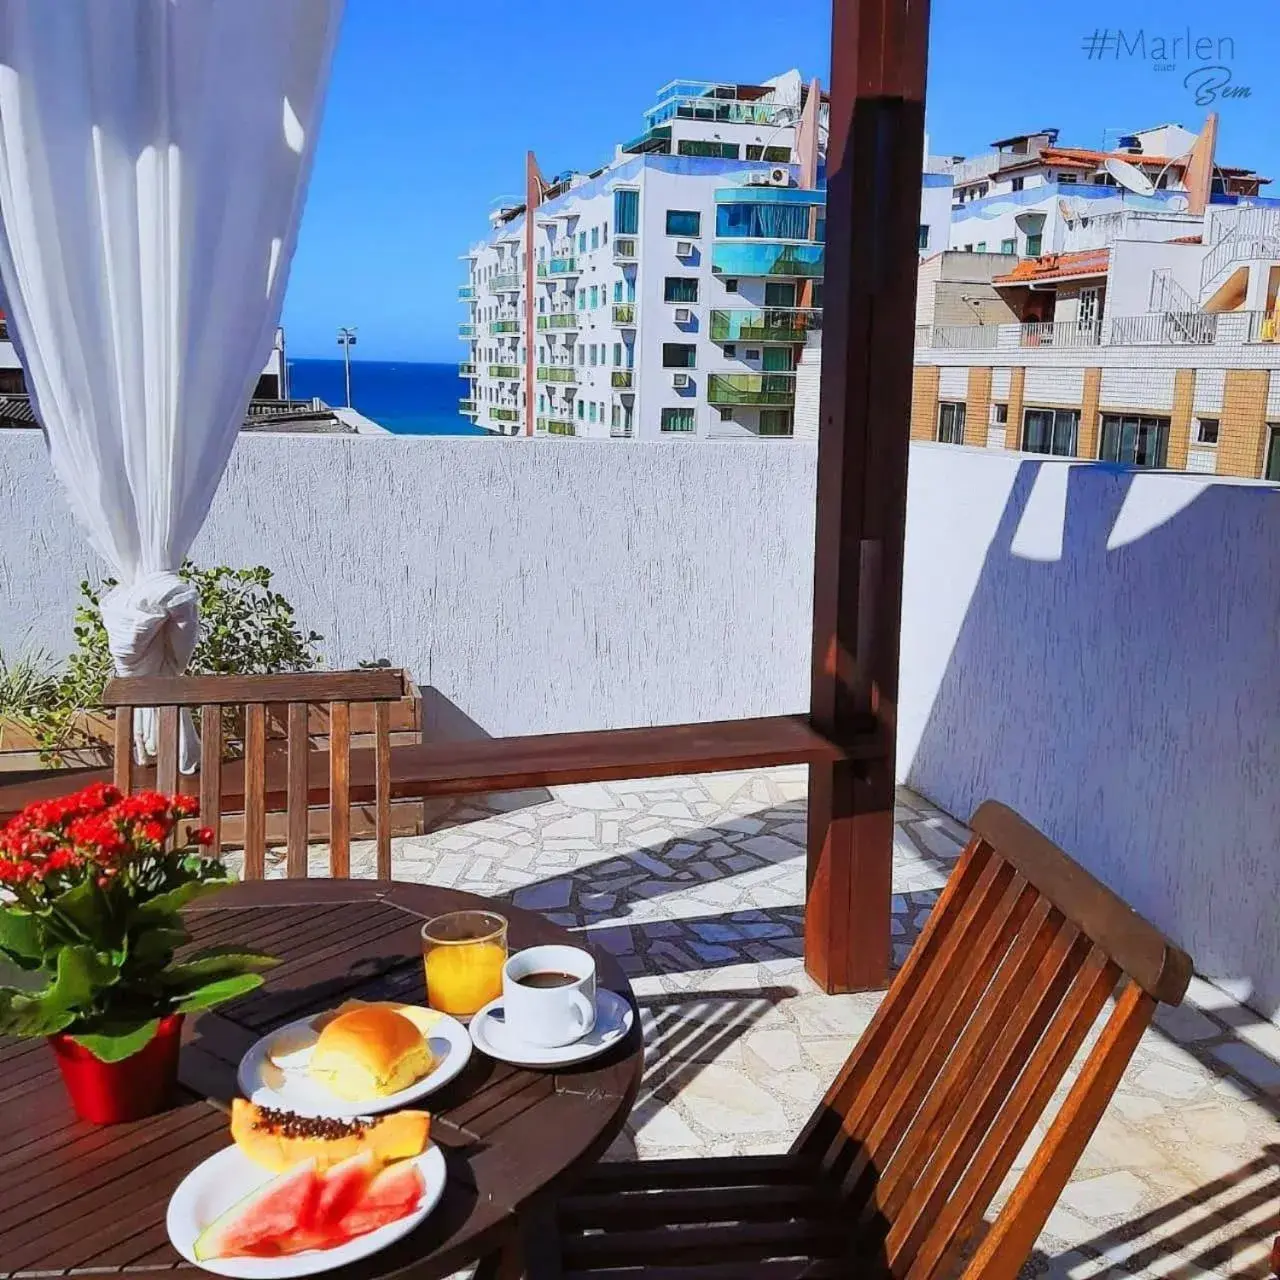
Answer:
[
  {"left": 551, "top": 801, "right": 1193, "bottom": 1280},
  {"left": 100, "top": 670, "right": 405, "bottom": 880}
]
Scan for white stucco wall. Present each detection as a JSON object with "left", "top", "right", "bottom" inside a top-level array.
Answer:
[{"left": 4, "top": 431, "right": 1280, "bottom": 1020}]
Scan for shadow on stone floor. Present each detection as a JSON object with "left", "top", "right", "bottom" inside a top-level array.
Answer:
[
  {"left": 628, "top": 986, "right": 797, "bottom": 1139},
  {"left": 1015, "top": 1147, "right": 1280, "bottom": 1278}
]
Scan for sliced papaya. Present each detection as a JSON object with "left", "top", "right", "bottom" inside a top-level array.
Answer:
[{"left": 230, "top": 1098, "right": 430, "bottom": 1173}]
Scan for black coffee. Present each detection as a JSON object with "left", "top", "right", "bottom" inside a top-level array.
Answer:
[{"left": 516, "top": 970, "right": 577, "bottom": 989}]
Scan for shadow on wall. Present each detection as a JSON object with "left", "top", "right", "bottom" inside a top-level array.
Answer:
[{"left": 904, "top": 456, "right": 1280, "bottom": 1021}]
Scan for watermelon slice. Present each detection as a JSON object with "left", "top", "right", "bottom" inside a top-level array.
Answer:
[
  {"left": 193, "top": 1160, "right": 320, "bottom": 1261},
  {"left": 272, "top": 1151, "right": 384, "bottom": 1253},
  {"left": 336, "top": 1160, "right": 426, "bottom": 1238}
]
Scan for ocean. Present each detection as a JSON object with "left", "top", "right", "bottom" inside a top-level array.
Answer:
[{"left": 286, "top": 358, "right": 488, "bottom": 436}]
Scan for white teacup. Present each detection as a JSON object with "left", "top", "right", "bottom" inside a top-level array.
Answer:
[{"left": 502, "top": 945, "right": 597, "bottom": 1048}]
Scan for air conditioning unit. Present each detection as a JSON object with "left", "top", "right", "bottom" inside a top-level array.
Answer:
[
  {"left": 675, "top": 240, "right": 695, "bottom": 258},
  {"left": 673, "top": 306, "right": 693, "bottom": 324},
  {"left": 747, "top": 167, "right": 793, "bottom": 188},
  {"left": 672, "top": 372, "right": 691, "bottom": 389}
]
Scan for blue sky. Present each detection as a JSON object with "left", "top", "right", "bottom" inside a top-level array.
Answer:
[{"left": 281, "top": 0, "right": 1277, "bottom": 363}]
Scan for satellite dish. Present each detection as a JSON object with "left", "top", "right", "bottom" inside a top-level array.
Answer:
[
  {"left": 1105, "top": 157, "right": 1156, "bottom": 196},
  {"left": 1058, "top": 198, "right": 1076, "bottom": 221},
  {"left": 1166, "top": 194, "right": 1190, "bottom": 213}
]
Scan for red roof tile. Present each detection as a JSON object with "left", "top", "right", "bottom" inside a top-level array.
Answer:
[{"left": 993, "top": 248, "right": 1110, "bottom": 285}]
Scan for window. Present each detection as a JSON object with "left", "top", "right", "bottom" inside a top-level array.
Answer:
[
  {"left": 578, "top": 231, "right": 587, "bottom": 252},
  {"left": 1025, "top": 232, "right": 1043, "bottom": 256},
  {"left": 1266, "top": 427, "right": 1280, "bottom": 481},
  {"left": 1011, "top": 176, "right": 1025, "bottom": 192},
  {"left": 1022, "top": 407, "right": 1079, "bottom": 456},
  {"left": 588, "top": 402, "right": 597, "bottom": 423},
  {"left": 662, "top": 343, "right": 697, "bottom": 368},
  {"left": 937, "top": 401, "right": 966, "bottom": 445},
  {"left": 677, "top": 139, "right": 739, "bottom": 159},
  {"left": 538, "top": 394, "right": 545, "bottom": 412},
  {"left": 613, "top": 342, "right": 622, "bottom": 367},
  {"left": 614, "top": 188, "right": 639, "bottom": 236},
  {"left": 718, "top": 407, "right": 734, "bottom": 422},
  {"left": 716, "top": 201, "right": 812, "bottom": 239},
  {"left": 663, "top": 276, "right": 699, "bottom": 303},
  {"left": 759, "top": 409, "right": 793, "bottom": 437},
  {"left": 1196, "top": 417, "right": 1219, "bottom": 445},
  {"left": 976, "top": 241, "right": 987, "bottom": 252},
  {"left": 762, "top": 347, "right": 794, "bottom": 371},
  {"left": 744, "top": 349, "right": 761, "bottom": 361},
  {"left": 661, "top": 407, "right": 696, "bottom": 433},
  {"left": 1099, "top": 414, "right": 1170, "bottom": 468},
  {"left": 591, "top": 227, "right": 599, "bottom": 250},
  {"left": 589, "top": 285, "right": 598, "bottom": 308},
  {"left": 589, "top": 344, "right": 598, "bottom": 366},
  {"left": 576, "top": 399, "right": 584, "bottom": 419},
  {"left": 1000, "top": 238, "right": 1016, "bottom": 255},
  {"left": 723, "top": 343, "right": 737, "bottom": 357},
  {"left": 578, "top": 290, "right": 586, "bottom": 310},
  {"left": 578, "top": 344, "right": 586, "bottom": 366},
  {"left": 918, "top": 224, "right": 930, "bottom": 251},
  {"left": 962, "top": 244, "right": 973, "bottom": 252},
  {"left": 723, "top": 277, "right": 739, "bottom": 292},
  {"left": 665, "top": 209, "right": 701, "bottom": 237},
  {"left": 613, "top": 281, "right": 623, "bottom": 303},
  {"left": 1078, "top": 286, "right": 1100, "bottom": 333},
  {"left": 991, "top": 403, "right": 1008, "bottom": 425},
  {"left": 1059, "top": 172, "right": 1080, "bottom": 185},
  {"left": 746, "top": 144, "right": 791, "bottom": 162},
  {"left": 765, "top": 281, "right": 796, "bottom": 307}
]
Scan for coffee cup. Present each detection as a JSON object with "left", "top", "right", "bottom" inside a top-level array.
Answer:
[{"left": 502, "top": 945, "right": 597, "bottom": 1048}]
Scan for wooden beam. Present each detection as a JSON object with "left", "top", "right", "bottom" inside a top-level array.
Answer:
[{"left": 807, "top": 0, "right": 930, "bottom": 992}]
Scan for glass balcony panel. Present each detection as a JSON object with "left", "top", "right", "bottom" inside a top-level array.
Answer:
[
  {"left": 709, "top": 308, "right": 822, "bottom": 343},
  {"left": 612, "top": 303, "right": 636, "bottom": 325},
  {"left": 711, "top": 242, "right": 824, "bottom": 278},
  {"left": 488, "top": 364, "right": 521, "bottom": 379},
  {"left": 489, "top": 273, "right": 522, "bottom": 292},
  {"left": 490, "top": 320, "right": 520, "bottom": 334},
  {"left": 536, "top": 312, "right": 580, "bottom": 331},
  {"left": 490, "top": 407, "right": 520, "bottom": 422},
  {"left": 611, "top": 370, "right": 634, "bottom": 388},
  {"left": 458, "top": 398, "right": 477, "bottom": 413},
  {"left": 537, "top": 257, "right": 579, "bottom": 277},
  {"left": 458, "top": 361, "right": 477, "bottom": 376},
  {"left": 537, "top": 366, "right": 578, "bottom": 383},
  {"left": 458, "top": 323, "right": 476, "bottom": 338},
  {"left": 458, "top": 286, "right": 476, "bottom": 300},
  {"left": 707, "top": 372, "right": 797, "bottom": 405},
  {"left": 537, "top": 415, "right": 576, "bottom": 435}
]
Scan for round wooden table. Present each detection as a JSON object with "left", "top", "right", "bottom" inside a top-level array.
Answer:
[{"left": 0, "top": 880, "right": 644, "bottom": 1280}]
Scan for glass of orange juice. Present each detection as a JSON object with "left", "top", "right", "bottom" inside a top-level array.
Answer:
[{"left": 422, "top": 911, "right": 508, "bottom": 1018}]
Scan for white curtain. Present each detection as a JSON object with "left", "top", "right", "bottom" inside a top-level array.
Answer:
[{"left": 0, "top": 0, "right": 343, "bottom": 768}]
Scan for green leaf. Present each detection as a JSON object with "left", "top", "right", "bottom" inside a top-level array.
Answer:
[
  {"left": 174, "top": 972, "right": 264, "bottom": 1013},
  {"left": 135, "top": 875, "right": 237, "bottom": 923},
  {"left": 70, "top": 1017, "right": 160, "bottom": 1063},
  {"left": 0, "top": 909, "right": 45, "bottom": 963},
  {"left": 129, "top": 925, "right": 189, "bottom": 968},
  {"left": 0, "top": 945, "right": 117, "bottom": 1037},
  {"left": 51, "top": 880, "right": 109, "bottom": 940},
  {"left": 159, "top": 948, "right": 276, "bottom": 989}
]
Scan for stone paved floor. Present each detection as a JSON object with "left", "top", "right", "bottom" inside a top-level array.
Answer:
[{"left": 251, "top": 768, "right": 1280, "bottom": 1278}]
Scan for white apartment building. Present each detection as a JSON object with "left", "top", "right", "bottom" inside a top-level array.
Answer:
[{"left": 460, "top": 73, "right": 828, "bottom": 440}]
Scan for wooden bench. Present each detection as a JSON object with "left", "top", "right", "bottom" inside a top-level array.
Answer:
[{"left": 528, "top": 801, "right": 1194, "bottom": 1280}]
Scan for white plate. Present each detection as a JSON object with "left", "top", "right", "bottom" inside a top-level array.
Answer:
[
  {"left": 469, "top": 988, "right": 634, "bottom": 1068},
  {"left": 167, "top": 1143, "right": 446, "bottom": 1278},
  {"left": 237, "top": 1010, "right": 472, "bottom": 1117}
]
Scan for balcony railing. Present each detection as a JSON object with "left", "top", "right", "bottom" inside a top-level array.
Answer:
[
  {"left": 458, "top": 286, "right": 476, "bottom": 301},
  {"left": 490, "top": 320, "right": 521, "bottom": 335},
  {"left": 1108, "top": 312, "right": 1218, "bottom": 345},
  {"left": 711, "top": 242, "right": 824, "bottom": 279},
  {"left": 489, "top": 273, "right": 522, "bottom": 293},
  {"left": 458, "top": 323, "right": 476, "bottom": 338},
  {"left": 610, "top": 422, "right": 633, "bottom": 438},
  {"left": 707, "top": 372, "right": 797, "bottom": 406},
  {"left": 538, "top": 365, "right": 578, "bottom": 383},
  {"left": 613, "top": 238, "right": 638, "bottom": 261},
  {"left": 1019, "top": 321, "right": 1101, "bottom": 348},
  {"left": 458, "top": 398, "right": 477, "bottom": 413},
  {"left": 612, "top": 303, "right": 636, "bottom": 325},
  {"left": 536, "top": 312, "right": 580, "bottom": 331},
  {"left": 537, "top": 415, "right": 576, "bottom": 436},
  {"left": 490, "top": 407, "right": 520, "bottom": 423},
  {"left": 710, "top": 307, "right": 823, "bottom": 343},
  {"left": 611, "top": 370, "right": 634, "bottom": 389},
  {"left": 537, "top": 257, "right": 579, "bottom": 278},
  {"left": 459, "top": 361, "right": 477, "bottom": 376},
  {"left": 489, "top": 364, "right": 521, "bottom": 379}
]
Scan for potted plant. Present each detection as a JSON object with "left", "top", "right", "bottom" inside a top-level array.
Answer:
[{"left": 0, "top": 783, "right": 274, "bottom": 1123}]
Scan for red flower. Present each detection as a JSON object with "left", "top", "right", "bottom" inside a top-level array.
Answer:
[
  {"left": 174, "top": 795, "right": 200, "bottom": 818},
  {"left": 138, "top": 820, "right": 169, "bottom": 846},
  {"left": 192, "top": 827, "right": 215, "bottom": 847}
]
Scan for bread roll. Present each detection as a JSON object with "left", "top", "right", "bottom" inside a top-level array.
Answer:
[{"left": 308, "top": 1005, "right": 434, "bottom": 1099}]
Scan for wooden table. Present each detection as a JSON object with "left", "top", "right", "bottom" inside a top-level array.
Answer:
[{"left": 0, "top": 881, "right": 645, "bottom": 1279}]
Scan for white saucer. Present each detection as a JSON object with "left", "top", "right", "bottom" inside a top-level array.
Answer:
[
  {"left": 469, "top": 989, "right": 634, "bottom": 1068},
  {"left": 167, "top": 1143, "right": 446, "bottom": 1277},
  {"left": 237, "top": 1009, "right": 472, "bottom": 1118}
]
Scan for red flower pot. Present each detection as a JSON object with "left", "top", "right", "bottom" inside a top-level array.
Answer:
[{"left": 47, "top": 1014, "right": 184, "bottom": 1124}]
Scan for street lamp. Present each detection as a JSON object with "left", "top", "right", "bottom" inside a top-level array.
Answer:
[{"left": 336, "top": 326, "right": 357, "bottom": 407}]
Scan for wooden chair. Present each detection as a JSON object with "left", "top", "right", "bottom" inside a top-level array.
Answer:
[
  {"left": 101, "top": 669, "right": 405, "bottom": 879},
  {"left": 545, "top": 801, "right": 1193, "bottom": 1280}
]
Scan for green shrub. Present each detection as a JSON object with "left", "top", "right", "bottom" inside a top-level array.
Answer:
[{"left": 8, "top": 563, "right": 322, "bottom": 765}]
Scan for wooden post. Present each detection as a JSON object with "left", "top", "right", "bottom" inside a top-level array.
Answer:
[{"left": 806, "top": 0, "right": 930, "bottom": 992}]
